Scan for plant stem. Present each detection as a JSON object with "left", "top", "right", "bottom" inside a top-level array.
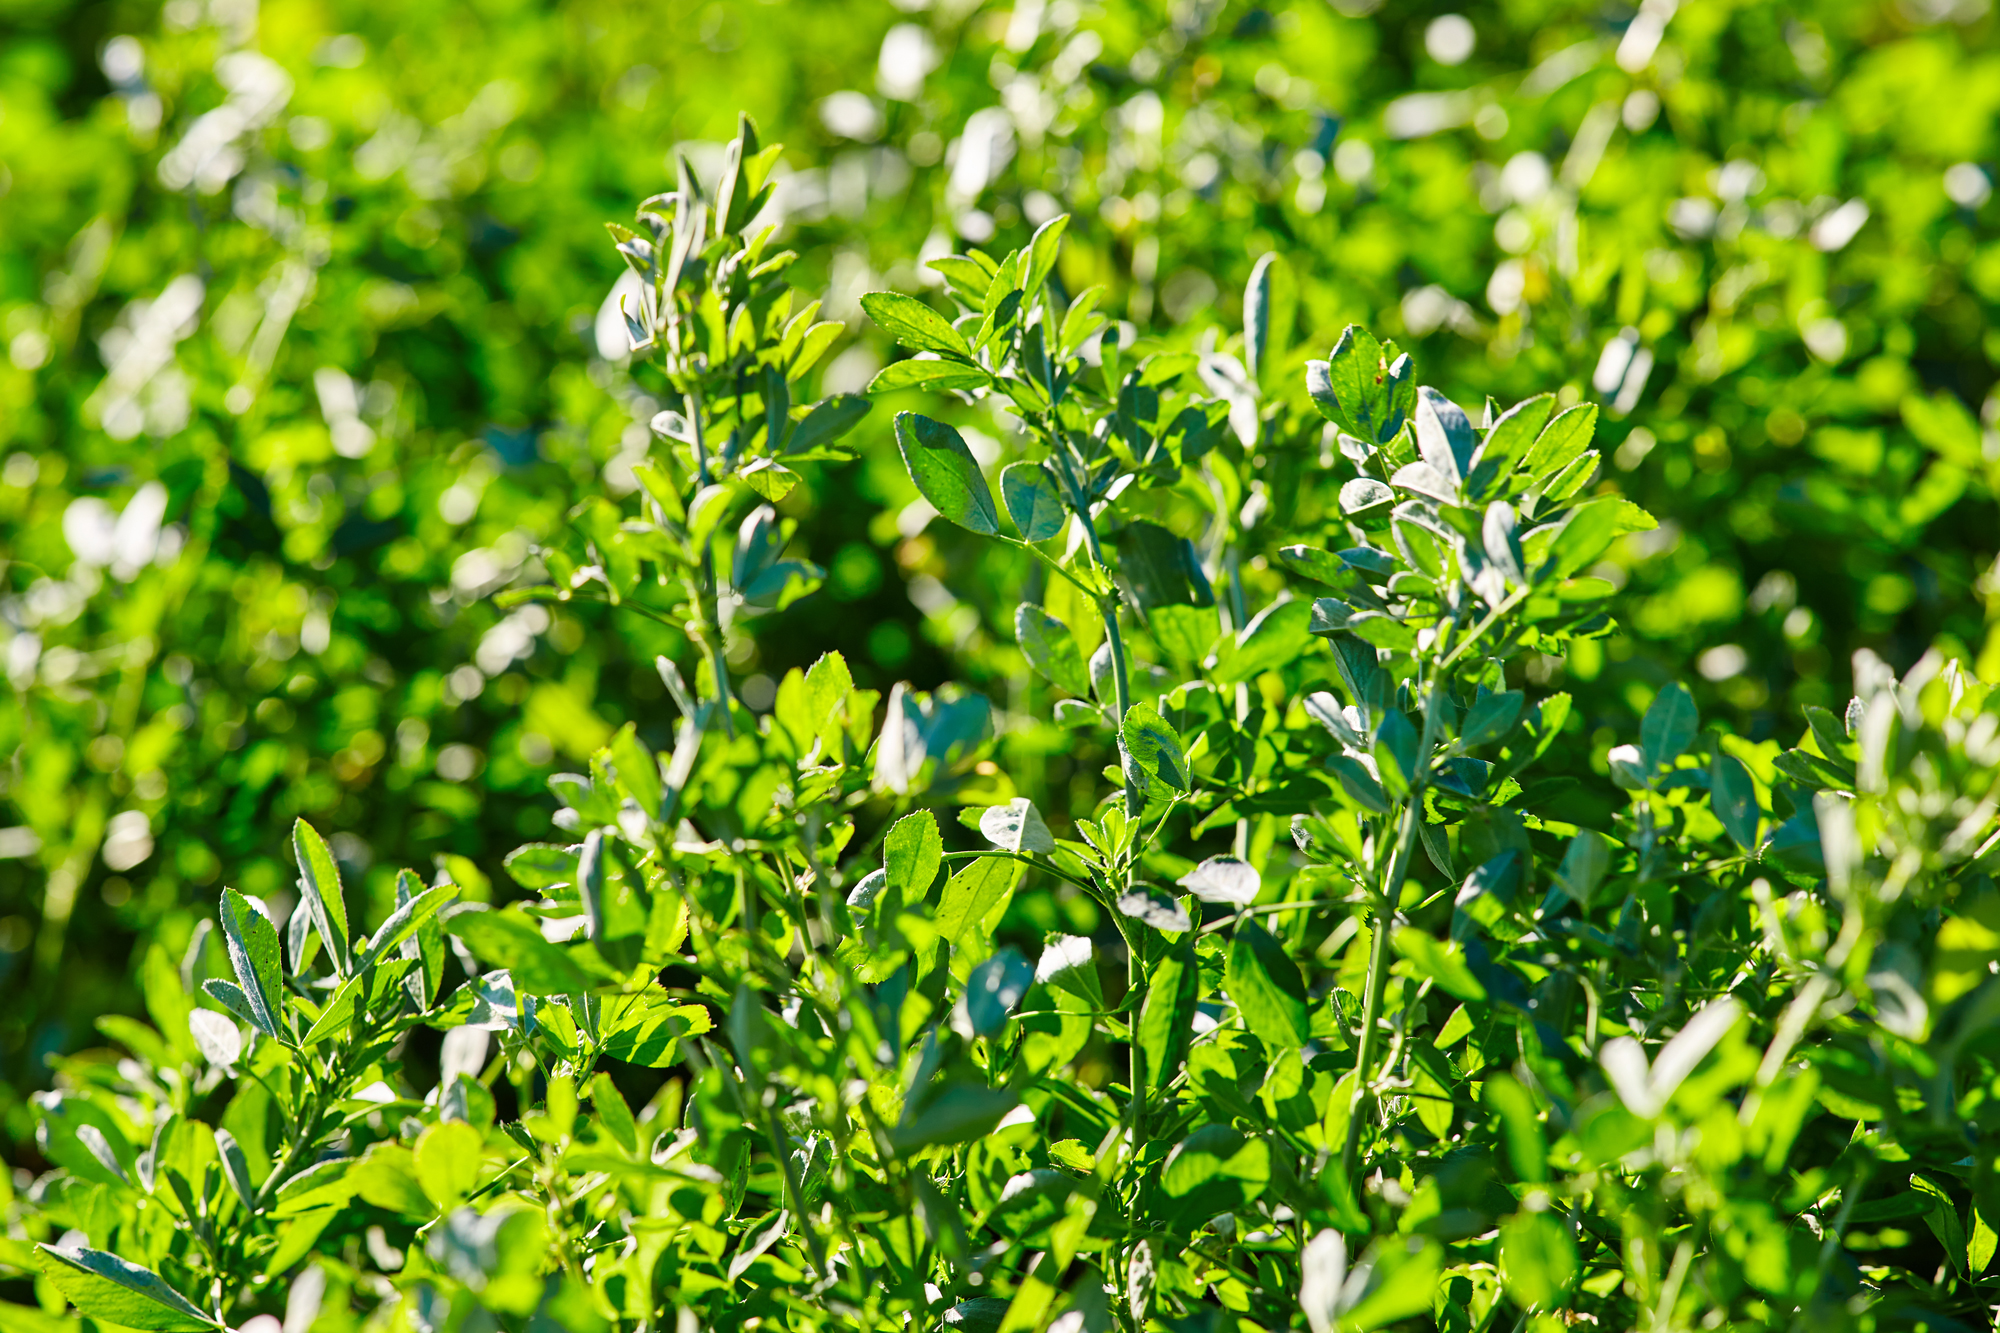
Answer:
[
  {"left": 1340, "top": 615, "right": 1458, "bottom": 1185},
  {"left": 1068, "top": 502, "right": 1145, "bottom": 1124},
  {"left": 1340, "top": 807, "right": 1410, "bottom": 1182}
]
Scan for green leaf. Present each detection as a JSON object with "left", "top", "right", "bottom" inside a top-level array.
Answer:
[
  {"left": 979, "top": 798, "right": 1055, "bottom": 854},
  {"left": 503, "top": 843, "right": 579, "bottom": 892},
  {"left": 861, "top": 291, "right": 974, "bottom": 360},
  {"left": 1451, "top": 849, "right": 1523, "bottom": 943},
  {"left": 1484, "top": 1074, "right": 1548, "bottom": 1182},
  {"left": 999, "top": 461, "right": 1065, "bottom": 541},
  {"left": 219, "top": 889, "right": 284, "bottom": 1038},
  {"left": 884, "top": 810, "right": 943, "bottom": 902},
  {"left": 1414, "top": 386, "right": 1474, "bottom": 487},
  {"left": 1121, "top": 702, "right": 1189, "bottom": 794},
  {"left": 443, "top": 905, "right": 591, "bottom": 994},
  {"left": 1327, "top": 755, "right": 1391, "bottom": 814},
  {"left": 299, "top": 971, "right": 364, "bottom": 1049},
  {"left": 956, "top": 948, "right": 1033, "bottom": 1037},
  {"left": 1500, "top": 1212, "right": 1577, "bottom": 1310},
  {"left": 1341, "top": 1237, "right": 1443, "bottom": 1331},
  {"left": 351, "top": 1143, "right": 430, "bottom": 1219},
  {"left": 607, "top": 724, "right": 663, "bottom": 820},
  {"left": 1390, "top": 928, "right": 1486, "bottom": 1001},
  {"left": 1482, "top": 502, "right": 1525, "bottom": 586},
  {"left": 1116, "top": 521, "right": 1214, "bottom": 611},
  {"left": 33, "top": 1247, "right": 216, "bottom": 1331},
  {"left": 1372, "top": 709, "right": 1420, "bottom": 796},
  {"left": 1015, "top": 605, "right": 1090, "bottom": 697},
  {"left": 1539, "top": 497, "right": 1652, "bottom": 580},
  {"left": 1970, "top": 1202, "right": 1998, "bottom": 1276},
  {"left": 785, "top": 394, "right": 872, "bottom": 455},
  {"left": 413, "top": 1121, "right": 482, "bottom": 1211},
  {"left": 1461, "top": 690, "right": 1524, "bottom": 746},
  {"left": 1541, "top": 449, "right": 1599, "bottom": 503},
  {"left": 1162, "top": 1125, "right": 1272, "bottom": 1199},
  {"left": 1180, "top": 856, "right": 1260, "bottom": 906},
  {"left": 1151, "top": 604, "right": 1222, "bottom": 664},
  {"left": 579, "top": 829, "right": 647, "bottom": 971},
  {"left": 1308, "top": 325, "right": 1400, "bottom": 443},
  {"left": 1138, "top": 942, "right": 1201, "bottom": 1090},
  {"left": 1521, "top": 403, "right": 1599, "bottom": 483},
  {"left": 1553, "top": 830, "right": 1617, "bottom": 908},
  {"left": 891, "top": 1084, "right": 1019, "bottom": 1153},
  {"left": 893, "top": 412, "right": 999, "bottom": 534},
  {"left": 869, "top": 359, "right": 992, "bottom": 393},
  {"left": 1211, "top": 598, "right": 1314, "bottom": 685},
  {"left": 292, "top": 819, "right": 351, "bottom": 972},
  {"left": 588, "top": 1072, "right": 638, "bottom": 1153},
  {"left": 271, "top": 1157, "right": 357, "bottom": 1218},
  {"left": 1467, "top": 394, "right": 1555, "bottom": 495},
  {"left": 1338, "top": 478, "right": 1396, "bottom": 525},
  {"left": 1710, "top": 752, "right": 1761, "bottom": 854},
  {"left": 362, "top": 882, "right": 457, "bottom": 970},
  {"left": 1641, "top": 683, "right": 1698, "bottom": 770},
  {"left": 935, "top": 856, "right": 1023, "bottom": 945},
  {"left": 1244, "top": 252, "right": 1296, "bottom": 383},
  {"left": 601, "top": 992, "right": 713, "bottom": 1067},
  {"left": 1024, "top": 213, "right": 1069, "bottom": 293},
  {"left": 1227, "top": 922, "right": 1309, "bottom": 1048}
]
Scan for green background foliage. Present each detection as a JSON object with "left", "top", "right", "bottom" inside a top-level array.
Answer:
[{"left": 2, "top": 0, "right": 1999, "bottom": 1328}]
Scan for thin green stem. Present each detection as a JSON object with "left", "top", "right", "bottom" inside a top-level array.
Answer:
[
  {"left": 1340, "top": 608, "right": 1460, "bottom": 1185},
  {"left": 1199, "top": 898, "right": 1349, "bottom": 936},
  {"left": 940, "top": 849, "right": 1100, "bottom": 896}
]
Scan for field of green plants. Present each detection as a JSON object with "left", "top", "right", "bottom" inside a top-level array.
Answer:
[{"left": 3, "top": 0, "right": 1999, "bottom": 1328}]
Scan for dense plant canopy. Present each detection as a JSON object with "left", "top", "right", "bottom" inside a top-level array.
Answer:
[{"left": 3, "top": 1, "right": 1999, "bottom": 1330}]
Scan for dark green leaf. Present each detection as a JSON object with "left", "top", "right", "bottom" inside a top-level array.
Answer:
[
  {"left": 1138, "top": 942, "right": 1200, "bottom": 1090},
  {"left": 1015, "top": 605, "right": 1090, "bottom": 696},
  {"left": 1227, "top": 922, "right": 1309, "bottom": 1047},
  {"left": 1553, "top": 830, "right": 1617, "bottom": 908},
  {"left": 785, "top": 394, "right": 872, "bottom": 455},
  {"left": 219, "top": 889, "right": 283, "bottom": 1038},
  {"left": 579, "top": 829, "right": 647, "bottom": 971},
  {"left": 892, "top": 1084, "right": 1019, "bottom": 1153},
  {"left": 1711, "top": 752, "right": 1762, "bottom": 854},
  {"left": 893, "top": 412, "right": 999, "bottom": 534},
  {"left": 1462, "top": 690, "right": 1524, "bottom": 746},
  {"left": 999, "top": 461, "right": 1065, "bottom": 541},
  {"left": 1121, "top": 702, "right": 1189, "bottom": 794},
  {"left": 1327, "top": 755, "right": 1391, "bottom": 813},
  {"left": 1244, "top": 251, "right": 1296, "bottom": 383},
  {"left": 1117, "top": 521, "right": 1214, "bottom": 610},
  {"left": 1641, "top": 683, "right": 1698, "bottom": 770},
  {"left": 34, "top": 1247, "right": 217, "bottom": 1331},
  {"left": 1372, "top": 709, "right": 1420, "bottom": 796}
]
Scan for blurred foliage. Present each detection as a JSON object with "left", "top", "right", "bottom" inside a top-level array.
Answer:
[{"left": 2, "top": 0, "right": 1999, "bottom": 1306}]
